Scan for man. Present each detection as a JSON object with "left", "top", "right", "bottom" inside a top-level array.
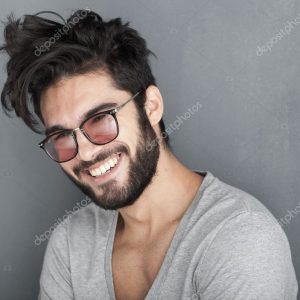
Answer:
[{"left": 0, "top": 9, "right": 298, "bottom": 300}]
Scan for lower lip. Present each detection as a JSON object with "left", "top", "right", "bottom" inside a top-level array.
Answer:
[{"left": 87, "top": 153, "right": 124, "bottom": 184}]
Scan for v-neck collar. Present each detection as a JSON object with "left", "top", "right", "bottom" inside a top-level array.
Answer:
[{"left": 105, "top": 171, "right": 211, "bottom": 299}]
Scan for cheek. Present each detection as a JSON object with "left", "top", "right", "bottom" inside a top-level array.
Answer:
[{"left": 116, "top": 115, "right": 141, "bottom": 150}]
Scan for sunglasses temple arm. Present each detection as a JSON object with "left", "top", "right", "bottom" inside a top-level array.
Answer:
[{"left": 114, "top": 91, "right": 141, "bottom": 113}]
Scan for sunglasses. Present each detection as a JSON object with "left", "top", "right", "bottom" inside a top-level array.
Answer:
[{"left": 38, "top": 91, "right": 141, "bottom": 163}]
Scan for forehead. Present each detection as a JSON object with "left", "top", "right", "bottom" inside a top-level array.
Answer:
[{"left": 40, "top": 72, "right": 129, "bottom": 128}]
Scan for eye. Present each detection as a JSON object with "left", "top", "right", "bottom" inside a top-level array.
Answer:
[
  {"left": 91, "top": 114, "right": 107, "bottom": 123},
  {"left": 53, "top": 131, "right": 71, "bottom": 142}
]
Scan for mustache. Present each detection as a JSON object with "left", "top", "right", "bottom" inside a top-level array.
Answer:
[{"left": 73, "top": 144, "right": 129, "bottom": 176}]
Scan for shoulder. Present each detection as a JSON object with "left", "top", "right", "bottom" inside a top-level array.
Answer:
[
  {"left": 195, "top": 210, "right": 298, "bottom": 298},
  {"left": 199, "top": 172, "right": 293, "bottom": 265},
  {"left": 199, "top": 171, "right": 274, "bottom": 217},
  {"left": 194, "top": 172, "right": 298, "bottom": 299},
  {"left": 47, "top": 200, "right": 115, "bottom": 247},
  {"left": 193, "top": 171, "right": 284, "bottom": 236}
]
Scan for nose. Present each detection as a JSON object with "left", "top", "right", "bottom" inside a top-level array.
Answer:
[{"left": 74, "top": 128, "right": 102, "bottom": 161}]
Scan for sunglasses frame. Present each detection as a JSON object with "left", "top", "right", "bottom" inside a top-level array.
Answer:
[{"left": 38, "top": 91, "right": 141, "bottom": 163}]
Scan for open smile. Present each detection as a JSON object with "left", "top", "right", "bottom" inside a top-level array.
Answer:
[{"left": 83, "top": 152, "right": 124, "bottom": 183}]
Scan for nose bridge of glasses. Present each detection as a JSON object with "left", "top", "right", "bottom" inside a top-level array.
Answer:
[
  {"left": 72, "top": 127, "right": 88, "bottom": 141},
  {"left": 73, "top": 125, "right": 102, "bottom": 161},
  {"left": 73, "top": 127, "right": 82, "bottom": 133}
]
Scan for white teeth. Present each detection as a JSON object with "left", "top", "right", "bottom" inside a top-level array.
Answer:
[
  {"left": 88, "top": 154, "right": 120, "bottom": 177},
  {"left": 108, "top": 159, "right": 115, "bottom": 167},
  {"left": 100, "top": 165, "right": 106, "bottom": 173}
]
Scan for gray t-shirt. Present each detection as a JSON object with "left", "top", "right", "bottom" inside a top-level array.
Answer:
[{"left": 38, "top": 171, "right": 298, "bottom": 299}]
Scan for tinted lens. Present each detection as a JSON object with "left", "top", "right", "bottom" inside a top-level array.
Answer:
[
  {"left": 44, "top": 131, "right": 77, "bottom": 162},
  {"left": 83, "top": 113, "right": 118, "bottom": 144}
]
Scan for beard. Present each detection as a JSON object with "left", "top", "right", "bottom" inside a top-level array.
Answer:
[{"left": 61, "top": 109, "right": 160, "bottom": 210}]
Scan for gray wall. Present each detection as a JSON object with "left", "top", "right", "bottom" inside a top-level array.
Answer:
[{"left": 0, "top": 0, "right": 299, "bottom": 299}]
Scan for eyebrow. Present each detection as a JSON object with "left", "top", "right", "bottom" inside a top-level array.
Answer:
[{"left": 44, "top": 102, "right": 117, "bottom": 136}]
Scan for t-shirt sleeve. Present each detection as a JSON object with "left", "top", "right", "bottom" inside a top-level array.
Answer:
[
  {"left": 38, "top": 221, "right": 74, "bottom": 300},
  {"left": 194, "top": 211, "right": 298, "bottom": 300}
]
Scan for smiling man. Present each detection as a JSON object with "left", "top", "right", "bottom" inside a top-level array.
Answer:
[{"left": 0, "top": 9, "right": 298, "bottom": 300}]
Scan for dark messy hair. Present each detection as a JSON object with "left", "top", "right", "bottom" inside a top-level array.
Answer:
[{"left": 0, "top": 9, "right": 169, "bottom": 147}]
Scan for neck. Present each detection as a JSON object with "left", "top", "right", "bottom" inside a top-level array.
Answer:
[{"left": 116, "top": 146, "right": 203, "bottom": 241}]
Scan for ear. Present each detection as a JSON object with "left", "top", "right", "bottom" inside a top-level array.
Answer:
[{"left": 144, "top": 85, "right": 164, "bottom": 126}]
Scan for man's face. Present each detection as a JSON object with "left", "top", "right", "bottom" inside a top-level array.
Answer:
[{"left": 40, "top": 72, "right": 160, "bottom": 210}]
